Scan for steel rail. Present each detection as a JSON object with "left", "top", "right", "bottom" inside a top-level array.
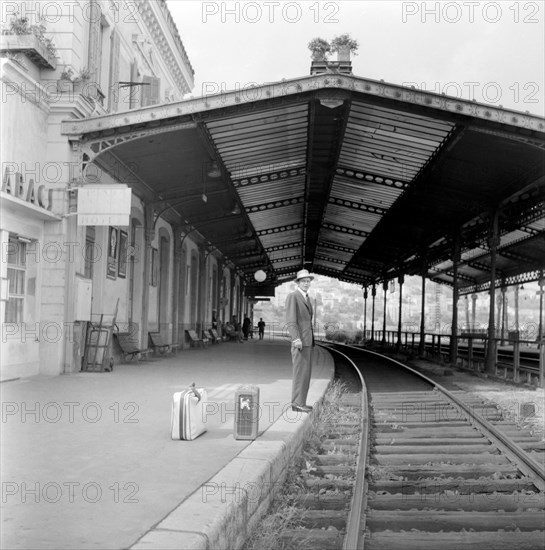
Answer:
[
  {"left": 318, "top": 344, "right": 370, "bottom": 550},
  {"left": 344, "top": 344, "right": 545, "bottom": 492}
]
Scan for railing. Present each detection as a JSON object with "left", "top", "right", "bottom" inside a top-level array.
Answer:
[{"left": 362, "top": 329, "right": 544, "bottom": 387}]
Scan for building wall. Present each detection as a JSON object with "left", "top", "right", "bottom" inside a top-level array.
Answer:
[
  {"left": 1, "top": 1, "right": 252, "bottom": 380},
  {"left": 1, "top": 43, "right": 67, "bottom": 378}
]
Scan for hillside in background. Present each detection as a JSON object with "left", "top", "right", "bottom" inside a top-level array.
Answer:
[{"left": 252, "top": 275, "right": 542, "bottom": 340}]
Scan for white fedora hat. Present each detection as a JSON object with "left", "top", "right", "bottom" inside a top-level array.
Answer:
[{"left": 295, "top": 269, "right": 314, "bottom": 281}]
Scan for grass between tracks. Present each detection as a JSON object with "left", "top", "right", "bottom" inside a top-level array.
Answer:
[{"left": 242, "top": 380, "right": 360, "bottom": 550}]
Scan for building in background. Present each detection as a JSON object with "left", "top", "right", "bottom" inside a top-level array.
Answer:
[{"left": 1, "top": 0, "right": 247, "bottom": 380}]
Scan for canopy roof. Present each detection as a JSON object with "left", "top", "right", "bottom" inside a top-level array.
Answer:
[{"left": 62, "top": 73, "right": 545, "bottom": 295}]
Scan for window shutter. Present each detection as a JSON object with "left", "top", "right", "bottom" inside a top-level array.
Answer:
[
  {"left": 141, "top": 76, "right": 160, "bottom": 107},
  {"left": 128, "top": 61, "right": 138, "bottom": 109},
  {"left": 108, "top": 29, "right": 120, "bottom": 112},
  {"left": 87, "top": 0, "right": 102, "bottom": 82}
]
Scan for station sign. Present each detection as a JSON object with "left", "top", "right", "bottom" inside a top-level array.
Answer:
[
  {"left": 77, "top": 185, "right": 131, "bottom": 226},
  {"left": 2, "top": 167, "right": 53, "bottom": 211}
]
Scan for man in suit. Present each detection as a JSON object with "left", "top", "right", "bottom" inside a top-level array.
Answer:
[{"left": 285, "top": 269, "right": 315, "bottom": 413}]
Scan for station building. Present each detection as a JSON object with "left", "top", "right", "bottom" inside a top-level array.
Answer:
[
  {"left": 1, "top": 0, "right": 249, "bottom": 380},
  {"left": 2, "top": 2, "right": 544, "bottom": 384}
]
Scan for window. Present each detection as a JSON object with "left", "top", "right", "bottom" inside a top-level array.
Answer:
[
  {"left": 84, "top": 227, "right": 96, "bottom": 279},
  {"left": 141, "top": 75, "right": 160, "bottom": 107},
  {"left": 128, "top": 61, "right": 139, "bottom": 109},
  {"left": 151, "top": 248, "right": 158, "bottom": 286},
  {"left": 108, "top": 29, "right": 120, "bottom": 112},
  {"left": 88, "top": 0, "right": 102, "bottom": 83},
  {"left": 5, "top": 236, "right": 26, "bottom": 323},
  {"left": 96, "top": 20, "right": 104, "bottom": 85},
  {"left": 88, "top": 0, "right": 110, "bottom": 101}
]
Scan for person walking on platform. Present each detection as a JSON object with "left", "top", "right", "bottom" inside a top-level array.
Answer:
[
  {"left": 257, "top": 318, "right": 265, "bottom": 340},
  {"left": 285, "top": 269, "right": 315, "bottom": 413}
]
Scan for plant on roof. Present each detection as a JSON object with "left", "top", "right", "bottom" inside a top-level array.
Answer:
[
  {"left": 330, "top": 33, "right": 359, "bottom": 55},
  {"left": 307, "top": 37, "right": 331, "bottom": 60},
  {"left": 60, "top": 66, "right": 75, "bottom": 81},
  {"left": 74, "top": 66, "right": 91, "bottom": 83},
  {"left": 1, "top": 13, "right": 30, "bottom": 35},
  {"left": 1, "top": 13, "right": 57, "bottom": 58}
]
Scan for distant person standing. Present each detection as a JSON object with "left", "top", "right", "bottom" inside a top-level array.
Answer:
[
  {"left": 257, "top": 318, "right": 265, "bottom": 340},
  {"left": 284, "top": 269, "right": 315, "bottom": 413},
  {"left": 232, "top": 315, "right": 243, "bottom": 343},
  {"left": 211, "top": 310, "right": 218, "bottom": 331},
  {"left": 242, "top": 316, "right": 251, "bottom": 340}
]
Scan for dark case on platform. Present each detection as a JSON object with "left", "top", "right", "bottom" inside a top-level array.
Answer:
[{"left": 234, "top": 385, "right": 260, "bottom": 440}]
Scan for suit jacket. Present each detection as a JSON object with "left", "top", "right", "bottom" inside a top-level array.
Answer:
[{"left": 285, "top": 290, "right": 314, "bottom": 347}]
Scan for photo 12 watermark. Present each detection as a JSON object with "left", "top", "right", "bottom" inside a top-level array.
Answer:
[
  {"left": 401, "top": 2, "right": 542, "bottom": 24},
  {"left": 201, "top": 399, "right": 317, "bottom": 425},
  {"left": 1, "top": 239, "right": 139, "bottom": 268},
  {"left": 201, "top": 480, "right": 285, "bottom": 503},
  {"left": 399, "top": 399, "right": 538, "bottom": 423},
  {"left": 201, "top": 1, "right": 340, "bottom": 24},
  {"left": 1, "top": 160, "right": 141, "bottom": 189},
  {"left": 2, "top": 480, "right": 139, "bottom": 503},
  {"left": 402, "top": 81, "right": 540, "bottom": 106},
  {"left": 400, "top": 480, "right": 544, "bottom": 505},
  {"left": 1, "top": 1, "right": 145, "bottom": 25},
  {"left": 1, "top": 400, "right": 140, "bottom": 424}
]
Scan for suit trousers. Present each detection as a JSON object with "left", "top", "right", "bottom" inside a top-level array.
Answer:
[{"left": 291, "top": 345, "right": 313, "bottom": 406}]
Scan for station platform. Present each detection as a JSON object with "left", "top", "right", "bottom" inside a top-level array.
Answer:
[{"left": 0, "top": 339, "right": 334, "bottom": 550}]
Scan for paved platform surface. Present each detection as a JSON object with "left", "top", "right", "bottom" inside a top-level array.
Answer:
[{"left": 0, "top": 339, "right": 334, "bottom": 550}]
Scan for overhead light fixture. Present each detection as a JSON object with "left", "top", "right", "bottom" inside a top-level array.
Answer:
[
  {"left": 202, "top": 193, "right": 207, "bottom": 203},
  {"left": 254, "top": 270, "right": 266, "bottom": 282},
  {"left": 207, "top": 162, "right": 221, "bottom": 178},
  {"left": 319, "top": 98, "right": 344, "bottom": 109}
]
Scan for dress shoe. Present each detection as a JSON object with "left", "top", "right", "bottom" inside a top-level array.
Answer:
[{"left": 291, "top": 404, "right": 313, "bottom": 413}]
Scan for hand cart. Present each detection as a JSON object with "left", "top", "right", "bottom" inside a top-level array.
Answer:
[{"left": 81, "top": 299, "right": 119, "bottom": 372}]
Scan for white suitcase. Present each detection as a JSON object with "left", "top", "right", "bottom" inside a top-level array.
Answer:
[{"left": 171, "top": 385, "right": 207, "bottom": 440}]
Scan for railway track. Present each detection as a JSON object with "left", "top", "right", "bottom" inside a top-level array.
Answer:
[
  {"left": 337, "top": 345, "right": 545, "bottom": 550},
  {"left": 245, "top": 344, "right": 544, "bottom": 549},
  {"left": 243, "top": 351, "right": 365, "bottom": 550},
  {"left": 275, "top": 358, "right": 364, "bottom": 550}
]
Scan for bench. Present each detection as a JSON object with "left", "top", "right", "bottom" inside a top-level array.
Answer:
[
  {"left": 207, "top": 328, "right": 221, "bottom": 344},
  {"left": 186, "top": 329, "right": 209, "bottom": 349},
  {"left": 115, "top": 332, "right": 149, "bottom": 362},
  {"left": 148, "top": 332, "right": 179, "bottom": 355}
]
